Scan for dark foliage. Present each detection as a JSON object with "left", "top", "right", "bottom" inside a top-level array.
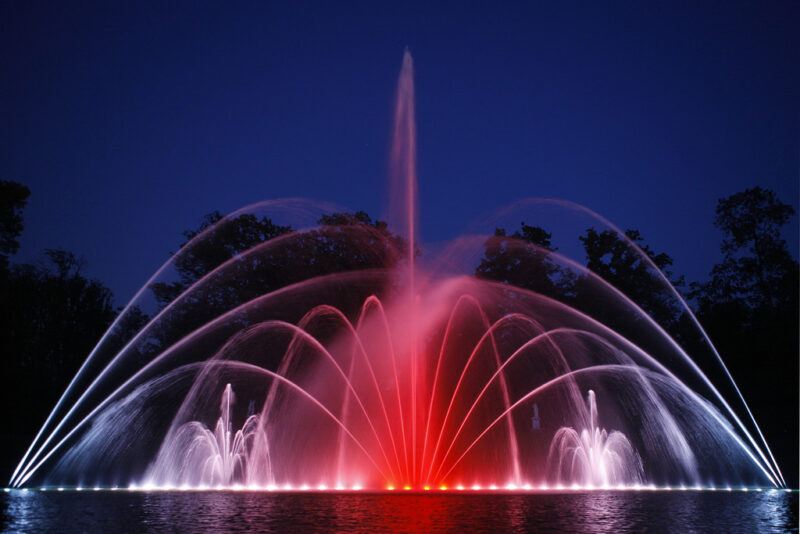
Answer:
[
  {"left": 1, "top": 249, "right": 117, "bottom": 479},
  {"left": 691, "top": 187, "right": 798, "bottom": 486},
  {"left": 476, "top": 222, "right": 573, "bottom": 301},
  {"left": 575, "top": 227, "right": 691, "bottom": 344},
  {"left": 476, "top": 222, "right": 690, "bottom": 344},
  {"left": 134, "top": 209, "right": 405, "bottom": 367},
  {"left": 150, "top": 210, "right": 293, "bottom": 308},
  {"left": 0, "top": 180, "right": 30, "bottom": 271}
]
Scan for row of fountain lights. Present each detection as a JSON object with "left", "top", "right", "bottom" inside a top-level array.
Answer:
[{"left": 4, "top": 484, "right": 793, "bottom": 493}]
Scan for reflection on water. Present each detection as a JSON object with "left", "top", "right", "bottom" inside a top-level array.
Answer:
[{"left": 2, "top": 491, "right": 798, "bottom": 533}]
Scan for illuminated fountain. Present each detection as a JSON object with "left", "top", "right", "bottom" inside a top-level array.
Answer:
[
  {"left": 10, "top": 51, "right": 785, "bottom": 492},
  {"left": 147, "top": 383, "right": 267, "bottom": 488},
  {"left": 547, "top": 390, "right": 643, "bottom": 488}
]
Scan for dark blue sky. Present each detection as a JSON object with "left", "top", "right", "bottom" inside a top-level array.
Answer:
[{"left": 2, "top": 1, "right": 798, "bottom": 304}]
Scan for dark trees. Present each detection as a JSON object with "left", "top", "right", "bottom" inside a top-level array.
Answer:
[
  {"left": 0, "top": 181, "right": 119, "bottom": 480},
  {"left": 150, "top": 209, "right": 402, "bottom": 309},
  {"left": 691, "top": 187, "right": 798, "bottom": 485},
  {"left": 577, "top": 227, "right": 688, "bottom": 338},
  {"left": 150, "top": 210, "right": 293, "bottom": 308},
  {"left": 692, "top": 187, "right": 797, "bottom": 316},
  {"left": 476, "top": 222, "right": 570, "bottom": 301},
  {"left": 1, "top": 251, "right": 117, "bottom": 480},
  {"left": 2, "top": 250, "right": 116, "bottom": 383},
  {"left": 475, "top": 222, "right": 688, "bottom": 340},
  {"left": 0, "top": 180, "right": 31, "bottom": 272},
  {"left": 138, "top": 210, "right": 404, "bottom": 363}
]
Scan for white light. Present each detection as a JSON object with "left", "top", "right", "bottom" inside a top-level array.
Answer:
[
  {"left": 505, "top": 483, "right": 518, "bottom": 491},
  {"left": 352, "top": 485, "right": 362, "bottom": 491},
  {"left": 93, "top": 487, "right": 100, "bottom": 492},
  {"left": 472, "top": 484, "right": 481, "bottom": 491},
  {"left": 522, "top": 484, "right": 532, "bottom": 491},
  {"left": 57, "top": 488, "right": 64, "bottom": 492},
  {"left": 317, "top": 484, "right": 327, "bottom": 491}
]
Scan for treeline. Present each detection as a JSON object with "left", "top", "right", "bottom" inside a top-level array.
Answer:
[
  {"left": 1, "top": 182, "right": 117, "bottom": 480},
  {"left": 0, "top": 180, "right": 796, "bottom": 484}
]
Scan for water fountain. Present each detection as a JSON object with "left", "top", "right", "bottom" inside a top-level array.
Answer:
[
  {"left": 546, "top": 390, "right": 643, "bottom": 488},
  {"left": 9, "top": 51, "right": 785, "bottom": 492}
]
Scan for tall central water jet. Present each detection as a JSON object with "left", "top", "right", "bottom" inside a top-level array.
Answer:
[
  {"left": 389, "top": 49, "right": 420, "bottom": 482},
  {"left": 10, "top": 51, "right": 784, "bottom": 492}
]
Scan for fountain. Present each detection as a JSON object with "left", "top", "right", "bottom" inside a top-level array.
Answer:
[
  {"left": 9, "top": 51, "right": 785, "bottom": 492},
  {"left": 547, "top": 390, "right": 643, "bottom": 488},
  {"left": 147, "top": 383, "right": 266, "bottom": 488}
]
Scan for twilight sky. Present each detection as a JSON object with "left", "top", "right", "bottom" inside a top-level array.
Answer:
[{"left": 2, "top": 1, "right": 798, "bottom": 304}]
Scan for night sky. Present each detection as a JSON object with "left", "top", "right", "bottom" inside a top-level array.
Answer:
[{"left": 2, "top": 1, "right": 798, "bottom": 305}]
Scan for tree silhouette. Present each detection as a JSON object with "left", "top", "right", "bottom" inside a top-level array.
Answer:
[
  {"left": 150, "top": 210, "right": 293, "bottom": 308},
  {"left": 0, "top": 180, "right": 30, "bottom": 272},
  {"left": 476, "top": 222, "right": 573, "bottom": 301},
  {"left": 3, "top": 250, "right": 116, "bottom": 376},
  {"left": 691, "top": 187, "right": 798, "bottom": 485},
  {"left": 134, "top": 210, "right": 405, "bottom": 366},
  {"left": 578, "top": 227, "right": 686, "bottom": 332},
  {"left": 1, "top": 249, "right": 118, "bottom": 479},
  {"left": 692, "top": 187, "right": 797, "bottom": 314},
  {"left": 475, "top": 223, "right": 689, "bottom": 343}
]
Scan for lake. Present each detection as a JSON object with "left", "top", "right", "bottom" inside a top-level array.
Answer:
[{"left": 2, "top": 490, "right": 797, "bottom": 533}]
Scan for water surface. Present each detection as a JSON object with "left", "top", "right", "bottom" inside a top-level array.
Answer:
[{"left": 2, "top": 491, "right": 797, "bottom": 533}]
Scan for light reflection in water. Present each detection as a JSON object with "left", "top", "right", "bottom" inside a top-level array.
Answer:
[{"left": 1, "top": 491, "right": 797, "bottom": 533}]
